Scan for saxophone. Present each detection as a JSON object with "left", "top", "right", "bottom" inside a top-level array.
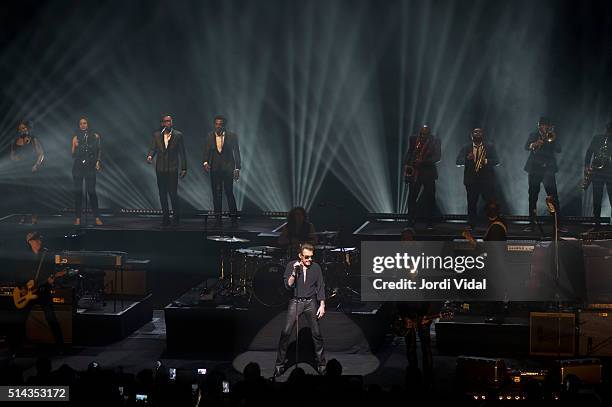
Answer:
[
  {"left": 474, "top": 143, "right": 487, "bottom": 173},
  {"left": 582, "top": 137, "right": 610, "bottom": 190}
]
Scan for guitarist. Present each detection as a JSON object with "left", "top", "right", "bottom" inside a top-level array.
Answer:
[
  {"left": 396, "top": 227, "right": 434, "bottom": 389},
  {"left": 14, "top": 232, "right": 64, "bottom": 350}
]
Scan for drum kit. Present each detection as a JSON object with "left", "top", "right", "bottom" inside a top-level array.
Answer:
[{"left": 205, "top": 231, "right": 361, "bottom": 308}]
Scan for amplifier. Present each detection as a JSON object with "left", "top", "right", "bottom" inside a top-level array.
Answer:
[
  {"left": 556, "top": 358, "right": 602, "bottom": 387},
  {"left": 26, "top": 304, "right": 73, "bottom": 344},
  {"left": 529, "top": 312, "right": 575, "bottom": 357},
  {"left": 103, "top": 259, "right": 149, "bottom": 295},
  {"left": 578, "top": 310, "right": 612, "bottom": 357},
  {"left": 55, "top": 251, "right": 126, "bottom": 267},
  {"left": 456, "top": 356, "right": 508, "bottom": 390}
]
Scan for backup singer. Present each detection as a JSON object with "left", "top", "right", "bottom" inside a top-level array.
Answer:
[
  {"left": 584, "top": 121, "right": 612, "bottom": 224},
  {"left": 71, "top": 117, "right": 102, "bottom": 226},
  {"left": 147, "top": 114, "right": 188, "bottom": 226},
  {"left": 455, "top": 128, "right": 499, "bottom": 229},
  {"left": 274, "top": 243, "right": 326, "bottom": 377},
  {"left": 523, "top": 117, "right": 563, "bottom": 232},
  {"left": 203, "top": 115, "right": 241, "bottom": 221},
  {"left": 10, "top": 120, "right": 45, "bottom": 224},
  {"left": 403, "top": 125, "right": 441, "bottom": 229}
]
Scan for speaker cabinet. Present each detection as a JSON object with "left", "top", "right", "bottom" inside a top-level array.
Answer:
[{"left": 529, "top": 312, "right": 575, "bottom": 356}]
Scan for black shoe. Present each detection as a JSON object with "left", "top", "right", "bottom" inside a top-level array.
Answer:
[
  {"left": 273, "top": 365, "right": 285, "bottom": 377},
  {"left": 426, "top": 223, "right": 434, "bottom": 231},
  {"left": 317, "top": 365, "right": 326, "bottom": 375},
  {"left": 523, "top": 224, "right": 534, "bottom": 232}
]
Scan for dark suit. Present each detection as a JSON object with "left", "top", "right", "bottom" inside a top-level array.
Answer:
[
  {"left": 148, "top": 129, "right": 187, "bottom": 221},
  {"left": 456, "top": 142, "right": 499, "bottom": 226},
  {"left": 523, "top": 131, "right": 561, "bottom": 217},
  {"left": 403, "top": 136, "right": 441, "bottom": 224},
  {"left": 203, "top": 131, "right": 241, "bottom": 215},
  {"left": 585, "top": 134, "right": 612, "bottom": 218}
]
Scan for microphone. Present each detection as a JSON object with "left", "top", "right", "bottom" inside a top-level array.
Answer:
[{"left": 545, "top": 195, "right": 556, "bottom": 214}]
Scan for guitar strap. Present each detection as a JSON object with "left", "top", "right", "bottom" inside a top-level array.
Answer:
[{"left": 32, "top": 249, "right": 47, "bottom": 285}]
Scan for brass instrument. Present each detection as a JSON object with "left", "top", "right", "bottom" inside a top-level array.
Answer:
[
  {"left": 582, "top": 138, "right": 610, "bottom": 190},
  {"left": 532, "top": 126, "right": 556, "bottom": 151},
  {"left": 543, "top": 127, "right": 556, "bottom": 143},
  {"left": 474, "top": 143, "right": 487, "bottom": 173},
  {"left": 405, "top": 137, "right": 428, "bottom": 182}
]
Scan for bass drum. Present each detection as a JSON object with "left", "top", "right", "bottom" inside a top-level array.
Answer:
[{"left": 251, "top": 262, "right": 290, "bottom": 307}]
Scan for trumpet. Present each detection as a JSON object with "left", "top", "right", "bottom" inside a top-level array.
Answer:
[{"left": 543, "top": 127, "right": 556, "bottom": 143}]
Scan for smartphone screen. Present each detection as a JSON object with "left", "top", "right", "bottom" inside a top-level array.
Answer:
[
  {"left": 197, "top": 368, "right": 207, "bottom": 375},
  {"left": 222, "top": 381, "right": 229, "bottom": 393},
  {"left": 169, "top": 368, "right": 176, "bottom": 380}
]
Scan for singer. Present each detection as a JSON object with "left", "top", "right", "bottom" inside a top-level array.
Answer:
[
  {"left": 71, "top": 117, "right": 102, "bottom": 226},
  {"left": 202, "top": 115, "right": 241, "bottom": 222},
  {"left": 274, "top": 243, "right": 327, "bottom": 377},
  {"left": 147, "top": 114, "right": 188, "bottom": 226},
  {"left": 10, "top": 120, "right": 45, "bottom": 224}
]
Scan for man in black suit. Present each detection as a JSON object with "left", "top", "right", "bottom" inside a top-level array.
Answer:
[
  {"left": 523, "top": 117, "right": 563, "bottom": 232},
  {"left": 203, "top": 115, "right": 241, "bottom": 220},
  {"left": 584, "top": 121, "right": 612, "bottom": 225},
  {"left": 403, "top": 125, "right": 441, "bottom": 229},
  {"left": 147, "top": 114, "right": 187, "bottom": 226},
  {"left": 456, "top": 128, "right": 499, "bottom": 229}
]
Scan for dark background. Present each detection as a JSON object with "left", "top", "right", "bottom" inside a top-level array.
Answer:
[{"left": 1, "top": 0, "right": 612, "bottom": 231}]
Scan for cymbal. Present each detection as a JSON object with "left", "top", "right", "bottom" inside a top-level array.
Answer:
[
  {"left": 330, "top": 247, "right": 357, "bottom": 252},
  {"left": 207, "top": 235, "right": 250, "bottom": 243},
  {"left": 315, "top": 244, "right": 337, "bottom": 250},
  {"left": 314, "top": 231, "right": 338, "bottom": 236},
  {"left": 247, "top": 245, "right": 281, "bottom": 252}
]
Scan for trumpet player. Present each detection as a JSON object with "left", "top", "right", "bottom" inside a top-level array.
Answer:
[
  {"left": 584, "top": 121, "right": 612, "bottom": 224},
  {"left": 403, "top": 125, "right": 441, "bottom": 229},
  {"left": 456, "top": 128, "right": 499, "bottom": 229},
  {"left": 523, "top": 117, "right": 563, "bottom": 232}
]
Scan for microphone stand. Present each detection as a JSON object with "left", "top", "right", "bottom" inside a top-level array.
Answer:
[
  {"left": 293, "top": 262, "right": 301, "bottom": 373},
  {"left": 546, "top": 197, "right": 563, "bottom": 362}
]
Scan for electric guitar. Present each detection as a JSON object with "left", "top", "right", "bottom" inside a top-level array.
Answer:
[
  {"left": 392, "top": 308, "right": 454, "bottom": 337},
  {"left": 13, "top": 269, "right": 69, "bottom": 310}
]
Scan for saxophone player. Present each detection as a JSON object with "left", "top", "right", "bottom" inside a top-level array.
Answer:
[
  {"left": 456, "top": 128, "right": 499, "bottom": 229},
  {"left": 523, "top": 117, "right": 565, "bottom": 232},
  {"left": 584, "top": 121, "right": 612, "bottom": 225},
  {"left": 403, "top": 125, "right": 441, "bottom": 229}
]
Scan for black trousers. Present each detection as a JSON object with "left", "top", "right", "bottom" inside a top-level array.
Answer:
[
  {"left": 210, "top": 169, "right": 237, "bottom": 215},
  {"left": 466, "top": 182, "right": 495, "bottom": 226},
  {"left": 19, "top": 290, "right": 64, "bottom": 348},
  {"left": 408, "top": 177, "right": 436, "bottom": 223},
  {"left": 275, "top": 298, "right": 326, "bottom": 367},
  {"left": 73, "top": 165, "right": 99, "bottom": 218},
  {"left": 592, "top": 174, "right": 612, "bottom": 218},
  {"left": 18, "top": 171, "right": 39, "bottom": 216},
  {"left": 156, "top": 171, "right": 179, "bottom": 220},
  {"left": 405, "top": 322, "right": 433, "bottom": 383},
  {"left": 528, "top": 171, "right": 560, "bottom": 217}
]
